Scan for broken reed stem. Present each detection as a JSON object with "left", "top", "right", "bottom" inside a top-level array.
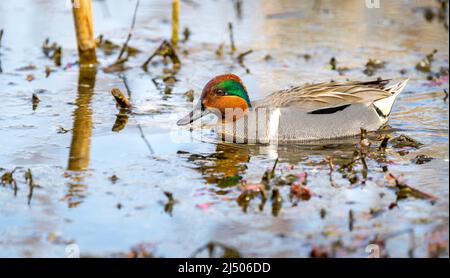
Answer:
[
  {"left": 111, "top": 88, "right": 132, "bottom": 109},
  {"left": 228, "top": 22, "right": 236, "bottom": 53},
  {"left": 0, "top": 29, "right": 3, "bottom": 73},
  {"left": 117, "top": 0, "right": 140, "bottom": 61},
  {"left": 72, "top": 0, "right": 97, "bottom": 65},
  {"left": 237, "top": 49, "right": 253, "bottom": 64},
  {"left": 171, "top": 0, "right": 179, "bottom": 47}
]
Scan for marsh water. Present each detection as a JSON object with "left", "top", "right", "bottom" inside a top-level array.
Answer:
[{"left": 0, "top": 0, "right": 448, "bottom": 257}]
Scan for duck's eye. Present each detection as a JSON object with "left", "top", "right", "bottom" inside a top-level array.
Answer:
[{"left": 216, "top": 89, "right": 226, "bottom": 96}]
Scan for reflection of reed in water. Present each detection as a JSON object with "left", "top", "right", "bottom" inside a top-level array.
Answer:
[
  {"left": 65, "top": 67, "right": 96, "bottom": 208},
  {"left": 68, "top": 67, "right": 96, "bottom": 171}
]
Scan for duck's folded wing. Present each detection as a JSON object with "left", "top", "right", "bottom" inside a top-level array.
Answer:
[{"left": 256, "top": 80, "right": 394, "bottom": 112}]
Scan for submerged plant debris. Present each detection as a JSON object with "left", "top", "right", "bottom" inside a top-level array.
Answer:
[
  {"left": 42, "top": 38, "right": 62, "bottom": 66},
  {"left": 363, "top": 58, "right": 386, "bottom": 76},
  {"left": 416, "top": 49, "right": 438, "bottom": 72},
  {"left": 142, "top": 40, "right": 181, "bottom": 71}
]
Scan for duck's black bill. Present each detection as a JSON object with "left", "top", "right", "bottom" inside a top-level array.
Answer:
[{"left": 177, "top": 107, "right": 212, "bottom": 126}]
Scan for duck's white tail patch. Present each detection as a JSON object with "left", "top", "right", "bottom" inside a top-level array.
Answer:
[{"left": 373, "top": 78, "right": 409, "bottom": 118}]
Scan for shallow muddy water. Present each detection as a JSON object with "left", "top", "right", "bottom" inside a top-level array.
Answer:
[{"left": 0, "top": 0, "right": 448, "bottom": 257}]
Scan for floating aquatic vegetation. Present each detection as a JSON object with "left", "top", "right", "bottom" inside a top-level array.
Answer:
[
  {"left": 53, "top": 46, "right": 62, "bottom": 66},
  {"left": 320, "top": 208, "right": 327, "bottom": 219},
  {"left": 261, "top": 158, "right": 278, "bottom": 188},
  {"left": 1, "top": 167, "right": 18, "bottom": 196},
  {"left": 96, "top": 35, "right": 120, "bottom": 55},
  {"left": 419, "top": 1, "right": 449, "bottom": 30},
  {"left": 363, "top": 58, "right": 386, "bottom": 76},
  {"left": 184, "top": 89, "right": 194, "bottom": 102},
  {"left": 390, "top": 134, "right": 423, "bottom": 149},
  {"left": 45, "top": 66, "right": 53, "bottom": 77},
  {"left": 326, "top": 156, "right": 338, "bottom": 187},
  {"left": 385, "top": 171, "right": 437, "bottom": 203},
  {"left": 42, "top": 38, "right": 62, "bottom": 66},
  {"left": 348, "top": 210, "right": 354, "bottom": 231},
  {"left": 415, "top": 49, "right": 437, "bottom": 73},
  {"left": 182, "top": 27, "right": 191, "bottom": 43},
  {"left": 47, "top": 232, "right": 75, "bottom": 246},
  {"left": 237, "top": 49, "right": 253, "bottom": 73},
  {"left": 427, "top": 228, "right": 449, "bottom": 258},
  {"left": 411, "top": 154, "right": 434, "bottom": 165},
  {"left": 263, "top": 54, "right": 273, "bottom": 61},
  {"left": 109, "top": 175, "right": 119, "bottom": 184},
  {"left": 97, "top": 34, "right": 140, "bottom": 58},
  {"left": 16, "top": 64, "right": 37, "bottom": 71},
  {"left": 358, "top": 129, "right": 370, "bottom": 181},
  {"left": 271, "top": 187, "right": 283, "bottom": 217},
  {"left": 24, "top": 168, "right": 40, "bottom": 206},
  {"left": 289, "top": 172, "right": 312, "bottom": 203},
  {"left": 215, "top": 43, "right": 224, "bottom": 58},
  {"left": 124, "top": 243, "right": 155, "bottom": 258},
  {"left": 290, "top": 182, "right": 312, "bottom": 202},
  {"left": 329, "top": 57, "right": 337, "bottom": 70},
  {"left": 425, "top": 66, "right": 449, "bottom": 86},
  {"left": 103, "top": 57, "right": 129, "bottom": 73},
  {"left": 233, "top": 0, "right": 243, "bottom": 19},
  {"left": 163, "top": 191, "right": 176, "bottom": 216},
  {"left": 191, "top": 242, "right": 241, "bottom": 258},
  {"left": 328, "top": 57, "right": 349, "bottom": 75},
  {"left": 111, "top": 88, "right": 132, "bottom": 109},
  {"left": 142, "top": 40, "right": 181, "bottom": 71},
  {"left": 237, "top": 183, "right": 267, "bottom": 212},
  {"left": 378, "top": 135, "right": 390, "bottom": 152},
  {"left": 310, "top": 246, "right": 329, "bottom": 258},
  {"left": 57, "top": 126, "right": 71, "bottom": 134},
  {"left": 237, "top": 189, "right": 257, "bottom": 213},
  {"left": 32, "top": 93, "right": 40, "bottom": 111}
]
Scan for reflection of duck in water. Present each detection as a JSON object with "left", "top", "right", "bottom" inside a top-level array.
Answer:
[
  {"left": 181, "top": 139, "right": 373, "bottom": 187},
  {"left": 181, "top": 144, "right": 250, "bottom": 187},
  {"left": 177, "top": 74, "right": 408, "bottom": 143}
]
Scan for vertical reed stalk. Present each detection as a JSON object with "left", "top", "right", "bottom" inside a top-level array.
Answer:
[
  {"left": 0, "top": 29, "right": 4, "bottom": 73},
  {"left": 72, "top": 0, "right": 97, "bottom": 65},
  {"left": 171, "top": 0, "right": 179, "bottom": 47}
]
